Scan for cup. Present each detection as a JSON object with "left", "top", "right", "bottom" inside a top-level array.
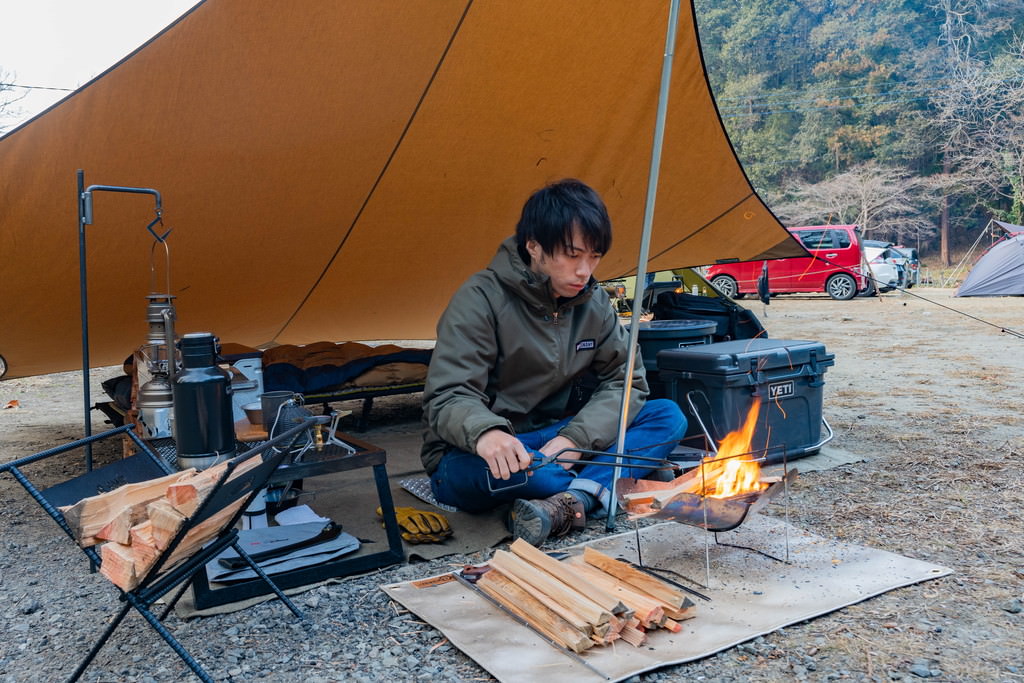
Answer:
[{"left": 260, "top": 391, "right": 296, "bottom": 432}]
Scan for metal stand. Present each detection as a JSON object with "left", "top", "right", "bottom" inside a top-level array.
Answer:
[
  {"left": 77, "top": 169, "right": 167, "bottom": 469},
  {"left": 185, "top": 431, "right": 404, "bottom": 610}
]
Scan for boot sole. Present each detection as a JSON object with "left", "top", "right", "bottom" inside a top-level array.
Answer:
[{"left": 511, "top": 499, "right": 551, "bottom": 546}]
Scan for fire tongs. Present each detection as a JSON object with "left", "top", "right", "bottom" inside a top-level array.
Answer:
[{"left": 487, "top": 446, "right": 677, "bottom": 493}]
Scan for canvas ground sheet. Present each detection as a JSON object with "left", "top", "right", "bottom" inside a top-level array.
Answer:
[
  {"left": 175, "top": 442, "right": 867, "bottom": 617},
  {"left": 382, "top": 515, "right": 951, "bottom": 683}
]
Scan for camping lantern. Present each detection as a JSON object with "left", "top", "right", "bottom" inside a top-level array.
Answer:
[{"left": 136, "top": 294, "right": 178, "bottom": 439}]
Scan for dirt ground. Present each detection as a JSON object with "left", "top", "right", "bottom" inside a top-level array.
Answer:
[{"left": 1, "top": 287, "right": 1022, "bottom": 681}]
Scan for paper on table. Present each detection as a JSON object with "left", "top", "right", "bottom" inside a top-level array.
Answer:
[{"left": 274, "top": 504, "right": 331, "bottom": 526}]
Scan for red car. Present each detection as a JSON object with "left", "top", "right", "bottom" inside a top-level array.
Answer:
[{"left": 705, "top": 225, "right": 867, "bottom": 300}]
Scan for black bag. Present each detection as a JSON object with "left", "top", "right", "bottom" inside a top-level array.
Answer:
[{"left": 651, "top": 291, "right": 766, "bottom": 342}]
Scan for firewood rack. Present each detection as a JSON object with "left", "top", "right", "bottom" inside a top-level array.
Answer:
[{"left": 0, "top": 420, "right": 317, "bottom": 682}]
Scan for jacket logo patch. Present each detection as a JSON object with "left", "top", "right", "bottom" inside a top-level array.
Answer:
[{"left": 575, "top": 339, "right": 596, "bottom": 351}]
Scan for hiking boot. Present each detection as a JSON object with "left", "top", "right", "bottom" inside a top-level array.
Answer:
[{"left": 510, "top": 492, "right": 586, "bottom": 546}]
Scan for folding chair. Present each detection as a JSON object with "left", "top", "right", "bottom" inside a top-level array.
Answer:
[{"left": 0, "top": 418, "right": 321, "bottom": 682}]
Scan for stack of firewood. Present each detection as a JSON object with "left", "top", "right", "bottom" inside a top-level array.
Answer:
[
  {"left": 59, "top": 457, "right": 258, "bottom": 591},
  {"left": 475, "top": 539, "right": 695, "bottom": 653}
]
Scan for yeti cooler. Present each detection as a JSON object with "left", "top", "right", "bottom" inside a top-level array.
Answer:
[
  {"left": 658, "top": 338, "right": 834, "bottom": 463},
  {"left": 636, "top": 319, "right": 717, "bottom": 399}
]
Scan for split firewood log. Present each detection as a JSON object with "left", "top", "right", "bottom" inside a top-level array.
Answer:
[
  {"left": 59, "top": 468, "right": 197, "bottom": 546},
  {"left": 99, "top": 541, "right": 139, "bottom": 591},
  {"left": 146, "top": 498, "right": 187, "bottom": 549},
  {"left": 489, "top": 550, "right": 612, "bottom": 629},
  {"left": 476, "top": 569, "right": 593, "bottom": 654},
  {"left": 164, "top": 455, "right": 260, "bottom": 516},
  {"left": 161, "top": 497, "right": 248, "bottom": 571},
  {"left": 564, "top": 556, "right": 665, "bottom": 627},
  {"left": 93, "top": 504, "right": 144, "bottom": 545},
  {"left": 508, "top": 539, "right": 628, "bottom": 616},
  {"left": 129, "top": 520, "right": 160, "bottom": 575},
  {"left": 582, "top": 546, "right": 688, "bottom": 610}
]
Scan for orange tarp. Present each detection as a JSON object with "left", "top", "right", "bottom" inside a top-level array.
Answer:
[{"left": 0, "top": 0, "right": 802, "bottom": 379}]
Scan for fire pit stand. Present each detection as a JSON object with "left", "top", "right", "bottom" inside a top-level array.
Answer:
[{"left": 617, "top": 443, "right": 798, "bottom": 589}]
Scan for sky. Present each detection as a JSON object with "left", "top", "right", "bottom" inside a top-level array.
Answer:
[{"left": 0, "top": 1, "right": 200, "bottom": 132}]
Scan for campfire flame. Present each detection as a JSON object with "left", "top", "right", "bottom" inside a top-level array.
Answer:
[{"left": 699, "top": 401, "right": 766, "bottom": 499}]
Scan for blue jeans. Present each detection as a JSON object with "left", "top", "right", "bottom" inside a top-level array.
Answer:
[{"left": 429, "top": 398, "right": 686, "bottom": 513}]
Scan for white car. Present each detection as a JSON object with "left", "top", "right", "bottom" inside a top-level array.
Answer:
[
  {"left": 866, "top": 258, "right": 900, "bottom": 293},
  {"left": 861, "top": 242, "right": 903, "bottom": 294}
]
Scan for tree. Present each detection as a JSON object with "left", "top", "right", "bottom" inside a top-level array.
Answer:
[
  {"left": 932, "top": 35, "right": 1024, "bottom": 220},
  {"left": 0, "top": 68, "right": 26, "bottom": 135},
  {"left": 770, "top": 161, "right": 939, "bottom": 242}
]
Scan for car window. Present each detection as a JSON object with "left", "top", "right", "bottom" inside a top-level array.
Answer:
[
  {"left": 794, "top": 230, "right": 834, "bottom": 249},
  {"left": 831, "top": 229, "right": 851, "bottom": 248}
]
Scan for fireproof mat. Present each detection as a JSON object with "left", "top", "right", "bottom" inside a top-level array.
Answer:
[{"left": 382, "top": 515, "right": 952, "bottom": 683}]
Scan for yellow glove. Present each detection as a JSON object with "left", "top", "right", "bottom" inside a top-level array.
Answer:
[{"left": 376, "top": 506, "right": 452, "bottom": 544}]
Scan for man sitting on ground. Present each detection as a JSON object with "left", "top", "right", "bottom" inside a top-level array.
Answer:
[{"left": 420, "top": 178, "right": 686, "bottom": 545}]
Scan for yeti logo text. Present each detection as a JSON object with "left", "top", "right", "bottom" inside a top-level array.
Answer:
[{"left": 769, "top": 381, "right": 794, "bottom": 399}]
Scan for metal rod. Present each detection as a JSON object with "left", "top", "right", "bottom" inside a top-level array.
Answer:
[
  {"left": 783, "top": 450, "right": 791, "bottom": 563},
  {"left": 607, "top": 0, "right": 682, "bottom": 532},
  {"left": 625, "top": 562, "right": 712, "bottom": 602},
  {"left": 77, "top": 170, "right": 92, "bottom": 469}
]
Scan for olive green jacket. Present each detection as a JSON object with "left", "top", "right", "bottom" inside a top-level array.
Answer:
[{"left": 420, "top": 236, "right": 648, "bottom": 474}]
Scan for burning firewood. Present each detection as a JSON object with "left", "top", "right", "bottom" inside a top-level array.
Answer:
[{"left": 619, "top": 400, "right": 787, "bottom": 520}]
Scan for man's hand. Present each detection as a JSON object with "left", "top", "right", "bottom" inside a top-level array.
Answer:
[
  {"left": 541, "top": 435, "right": 581, "bottom": 470},
  {"left": 475, "top": 428, "right": 533, "bottom": 480}
]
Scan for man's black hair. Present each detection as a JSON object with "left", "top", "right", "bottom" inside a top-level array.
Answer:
[{"left": 515, "top": 179, "right": 612, "bottom": 263}]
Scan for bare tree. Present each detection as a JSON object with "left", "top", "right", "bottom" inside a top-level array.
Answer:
[
  {"left": 0, "top": 68, "right": 28, "bottom": 135},
  {"left": 929, "top": 0, "right": 1024, "bottom": 263},
  {"left": 771, "top": 161, "right": 939, "bottom": 243},
  {"left": 936, "top": 37, "right": 1024, "bottom": 215}
]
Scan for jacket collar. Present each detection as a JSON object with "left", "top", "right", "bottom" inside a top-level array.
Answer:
[{"left": 488, "top": 236, "right": 596, "bottom": 311}]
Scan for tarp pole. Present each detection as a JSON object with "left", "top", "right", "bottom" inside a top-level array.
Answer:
[{"left": 606, "top": 0, "right": 682, "bottom": 532}]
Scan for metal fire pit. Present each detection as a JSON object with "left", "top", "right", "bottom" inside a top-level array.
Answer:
[{"left": 615, "top": 466, "right": 797, "bottom": 532}]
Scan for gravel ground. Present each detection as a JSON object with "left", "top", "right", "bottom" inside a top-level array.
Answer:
[{"left": 1, "top": 288, "right": 1022, "bottom": 682}]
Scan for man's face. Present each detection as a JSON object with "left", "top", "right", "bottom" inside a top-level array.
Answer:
[{"left": 526, "top": 225, "right": 604, "bottom": 299}]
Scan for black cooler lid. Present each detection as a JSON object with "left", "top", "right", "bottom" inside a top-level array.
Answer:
[
  {"left": 657, "top": 338, "right": 834, "bottom": 375},
  {"left": 637, "top": 319, "right": 717, "bottom": 339}
]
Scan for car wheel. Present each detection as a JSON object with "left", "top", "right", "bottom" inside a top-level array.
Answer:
[
  {"left": 826, "top": 273, "right": 857, "bottom": 300},
  {"left": 710, "top": 275, "right": 739, "bottom": 298}
]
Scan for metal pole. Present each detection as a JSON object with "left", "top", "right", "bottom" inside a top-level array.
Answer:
[
  {"left": 606, "top": 0, "right": 682, "bottom": 531},
  {"left": 77, "top": 170, "right": 92, "bottom": 469}
]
